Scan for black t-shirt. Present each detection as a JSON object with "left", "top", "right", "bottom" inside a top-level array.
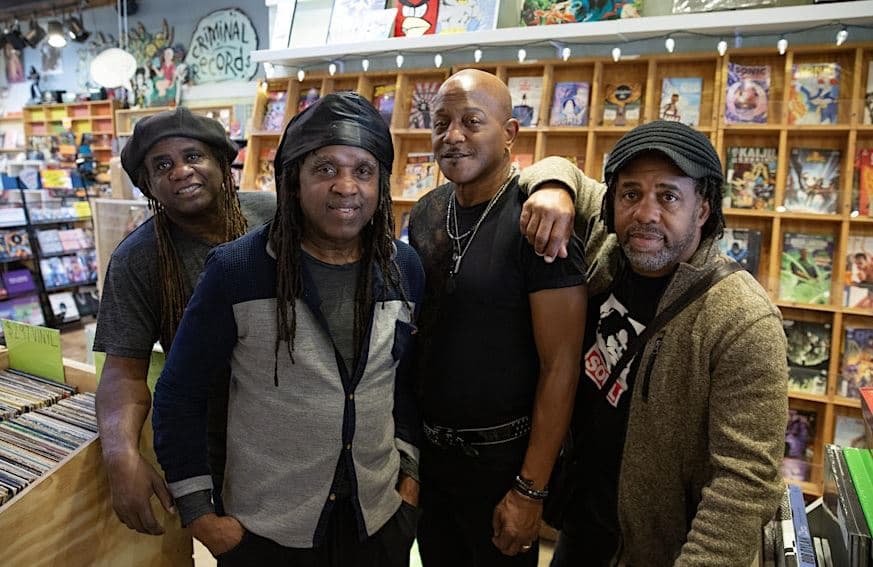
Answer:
[
  {"left": 409, "top": 180, "right": 586, "bottom": 429},
  {"left": 568, "top": 268, "right": 671, "bottom": 562}
]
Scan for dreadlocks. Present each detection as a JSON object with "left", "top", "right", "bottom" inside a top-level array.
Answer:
[
  {"left": 268, "top": 160, "right": 403, "bottom": 385},
  {"left": 136, "top": 151, "right": 247, "bottom": 351}
]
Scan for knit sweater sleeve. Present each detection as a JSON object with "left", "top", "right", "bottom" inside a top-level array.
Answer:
[
  {"left": 152, "top": 247, "right": 238, "bottom": 496},
  {"left": 677, "top": 306, "right": 788, "bottom": 566}
]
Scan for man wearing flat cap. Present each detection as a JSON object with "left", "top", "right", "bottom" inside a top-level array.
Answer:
[
  {"left": 95, "top": 107, "right": 275, "bottom": 535},
  {"left": 153, "top": 91, "right": 425, "bottom": 566},
  {"left": 516, "top": 120, "right": 788, "bottom": 565}
]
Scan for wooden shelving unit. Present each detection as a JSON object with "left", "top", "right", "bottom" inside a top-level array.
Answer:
[
  {"left": 0, "top": 115, "right": 25, "bottom": 155},
  {"left": 246, "top": 42, "right": 873, "bottom": 496},
  {"left": 22, "top": 100, "right": 118, "bottom": 173}
]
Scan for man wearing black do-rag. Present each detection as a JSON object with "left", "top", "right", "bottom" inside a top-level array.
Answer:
[
  {"left": 517, "top": 121, "right": 788, "bottom": 565},
  {"left": 153, "top": 92, "right": 425, "bottom": 566}
]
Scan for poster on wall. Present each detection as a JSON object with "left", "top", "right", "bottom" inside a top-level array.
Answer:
[
  {"left": 184, "top": 8, "right": 259, "bottom": 85},
  {"left": 41, "top": 44, "right": 63, "bottom": 76},
  {"left": 126, "top": 20, "right": 188, "bottom": 107}
]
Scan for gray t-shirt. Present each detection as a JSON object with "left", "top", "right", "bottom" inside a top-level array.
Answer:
[{"left": 93, "top": 191, "right": 276, "bottom": 358}]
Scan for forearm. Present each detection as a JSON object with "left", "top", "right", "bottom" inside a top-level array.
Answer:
[
  {"left": 519, "top": 363, "right": 579, "bottom": 490},
  {"left": 96, "top": 361, "right": 151, "bottom": 461}
]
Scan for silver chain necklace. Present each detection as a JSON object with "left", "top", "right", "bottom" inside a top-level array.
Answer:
[{"left": 445, "top": 166, "right": 517, "bottom": 290}]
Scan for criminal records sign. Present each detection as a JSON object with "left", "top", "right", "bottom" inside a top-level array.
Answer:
[{"left": 185, "top": 8, "right": 259, "bottom": 84}]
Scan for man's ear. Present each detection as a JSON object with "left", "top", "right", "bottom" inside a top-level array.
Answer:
[
  {"left": 697, "top": 197, "right": 711, "bottom": 228},
  {"left": 504, "top": 118, "right": 520, "bottom": 148}
]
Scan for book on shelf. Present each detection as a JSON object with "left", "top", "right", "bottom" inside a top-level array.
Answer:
[
  {"left": 823, "top": 444, "right": 872, "bottom": 565},
  {"left": 724, "top": 146, "right": 777, "bottom": 210},
  {"left": 602, "top": 83, "right": 642, "bottom": 127},
  {"left": 865, "top": 61, "right": 873, "bottom": 125},
  {"left": 520, "top": 0, "right": 641, "bottom": 24},
  {"left": 724, "top": 63, "right": 770, "bottom": 124},
  {"left": 326, "top": 0, "right": 396, "bottom": 44},
  {"left": 659, "top": 77, "right": 702, "bottom": 126},
  {"left": 788, "top": 62, "right": 840, "bottom": 125},
  {"left": 36, "top": 229, "right": 63, "bottom": 255},
  {"left": 48, "top": 291, "right": 80, "bottom": 324},
  {"left": 2, "top": 268, "right": 35, "bottom": 295},
  {"left": 788, "top": 483, "right": 817, "bottom": 567},
  {"left": 853, "top": 148, "right": 873, "bottom": 217},
  {"left": 40, "top": 169, "right": 73, "bottom": 190},
  {"left": 40, "top": 257, "right": 70, "bottom": 289},
  {"left": 2, "top": 229, "right": 30, "bottom": 259},
  {"left": 782, "top": 407, "right": 817, "bottom": 482},
  {"left": 260, "top": 91, "right": 287, "bottom": 132},
  {"left": 780, "top": 232, "right": 834, "bottom": 305},
  {"left": 255, "top": 146, "right": 277, "bottom": 193},
  {"left": 845, "top": 235, "right": 873, "bottom": 309},
  {"left": 549, "top": 82, "right": 590, "bottom": 126},
  {"left": 843, "top": 447, "right": 873, "bottom": 533},
  {"left": 838, "top": 327, "right": 873, "bottom": 400},
  {"left": 298, "top": 87, "right": 320, "bottom": 113},
  {"left": 373, "top": 84, "right": 396, "bottom": 127},
  {"left": 508, "top": 76, "right": 543, "bottom": 127},
  {"left": 435, "top": 0, "right": 499, "bottom": 33},
  {"left": 834, "top": 415, "right": 867, "bottom": 449},
  {"left": 393, "top": 0, "right": 438, "bottom": 37},
  {"left": 785, "top": 148, "right": 841, "bottom": 215},
  {"left": 408, "top": 81, "right": 441, "bottom": 129},
  {"left": 783, "top": 319, "right": 830, "bottom": 396},
  {"left": 718, "top": 227, "right": 761, "bottom": 278},
  {"left": 401, "top": 152, "right": 437, "bottom": 199}
]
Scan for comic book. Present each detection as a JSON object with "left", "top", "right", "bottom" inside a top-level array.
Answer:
[
  {"left": 783, "top": 319, "right": 830, "bottom": 395},
  {"left": 393, "top": 0, "right": 438, "bottom": 37},
  {"left": 255, "top": 146, "right": 276, "bottom": 193},
  {"left": 659, "top": 77, "right": 702, "bottom": 126},
  {"left": 724, "top": 146, "right": 777, "bottom": 210},
  {"left": 401, "top": 152, "right": 436, "bottom": 199},
  {"left": 834, "top": 415, "right": 867, "bottom": 449},
  {"left": 436, "top": 0, "right": 499, "bottom": 33},
  {"left": 782, "top": 407, "right": 818, "bottom": 482},
  {"left": 785, "top": 148, "right": 841, "bottom": 214},
  {"left": 260, "top": 91, "right": 287, "bottom": 132},
  {"left": 853, "top": 148, "right": 873, "bottom": 217},
  {"left": 408, "top": 81, "right": 440, "bottom": 129},
  {"left": 788, "top": 62, "right": 840, "bottom": 125},
  {"left": 2, "top": 229, "right": 30, "bottom": 259},
  {"left": 724, "top": 63, "right": 770, "bottom": 124},
  {"left": 520, "top": 0, "right": 641, "bottom": 25},
  {"left": 838, "top": 327, "right": 873, "bottom": 399},
  {"left": 373, "top": 85, "right": 396, "bottom": 127},
  {"left": 844, "top": 235, "right": 873, "bottom": 309},
  {"left": 718, "top": 228, "right": 762, "bottom": 278},
  {"left": 780, "top": 232, "right": 834, "bottom": 305},
  {"left": 508, "top": 76, "right": 543, "bottom": 127},
  {"left": 297, "top": 87, "right": 320, "bottom": 113},
  {"left": 549, "top": 82, "right": 590, "bottom": 126},
  {"left": 602, "top": 83, "right": 642, "bottom": 127},
  {"left": 327, "top": 0, "right": 396, "bottom": 43},
  {"left": 865, "top": 61, "right": 873, "bottom": 125}
]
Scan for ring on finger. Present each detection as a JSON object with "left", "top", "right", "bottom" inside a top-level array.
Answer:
[{"left": 521, "top": 544, "right": 532, "bottom": 551}]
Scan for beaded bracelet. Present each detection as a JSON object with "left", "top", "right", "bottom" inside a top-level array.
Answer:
[{"left": 513, "top": 475, "right": 549, "bottom": 501}]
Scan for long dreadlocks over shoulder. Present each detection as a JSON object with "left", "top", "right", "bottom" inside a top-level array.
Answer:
[
  {"left": 270, "top": 91, "right": 403, "bottom": 368},
  {"left": 120, "top": 107, "right": 247, "bottom": 351}
]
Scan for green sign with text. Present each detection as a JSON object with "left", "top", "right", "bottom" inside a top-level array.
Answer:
[{"left": 2, "top": 319, "right": 64, "bottom": 383}]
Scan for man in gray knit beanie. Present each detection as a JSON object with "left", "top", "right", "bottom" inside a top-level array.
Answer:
[{"left": 517, "top": 121, "right": 788, "bottom": 565}]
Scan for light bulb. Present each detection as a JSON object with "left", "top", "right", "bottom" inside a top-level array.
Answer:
[
  {"left": 717, "top": 40, "right": 727, "bottom": 57},
  {"left": 328, "top": 63, "right": 337, "bottom": 76},
  {"left": 561, "top": 46, "right": 571, "bottom": 61},
  {"left": 297, "top": 69, "right": 305, "bottom": 82},
  {"left": 434, "top": 53, "right": 443, "bottom": 68},
  {"left": 836, "top": 28, "right": 848, "bottom": 46},
  {"left": 517, "top": 48, "right": 526, "bottom": 63},
  {"left": 611, "top": 47, "right": 621, "bottom": 62},
  {"left": 361, "top": 58, "right": 369, "bottom": 72},
  {"left": 777, "top": 37, "right": 788, "bottom": 55},
  {"left": 396, "top": 53, "right": 404, "bottom": 68},
  {"left": 473, "top": 48, "right": 482, "bottom": 63},
  {"left": 665, "top": 36, "right": 675, "bottom": 53}
]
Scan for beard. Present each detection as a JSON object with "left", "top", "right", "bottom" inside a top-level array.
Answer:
[{"left": 619, "top": 221, "right": 699, "bottom": 276}]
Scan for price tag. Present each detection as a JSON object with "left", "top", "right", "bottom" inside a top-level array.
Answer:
[
  {"left": 73, "top": 201, "right": 92, "bottom": 218},
  {"left": 1, "top": 319, "right": 64, "bottom": 383}
]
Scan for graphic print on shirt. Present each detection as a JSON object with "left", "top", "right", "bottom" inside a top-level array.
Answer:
[{"left": 584, "top": 293, "right": 646, "bottom": 407}]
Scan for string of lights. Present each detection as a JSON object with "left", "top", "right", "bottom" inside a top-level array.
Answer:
[{"left": 283, "top": 21, "right": 872, "bottom": 81}]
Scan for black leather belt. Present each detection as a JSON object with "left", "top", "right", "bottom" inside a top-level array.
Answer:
[{"left": 423, "top": 416, "right": 531, "bottom": 457}]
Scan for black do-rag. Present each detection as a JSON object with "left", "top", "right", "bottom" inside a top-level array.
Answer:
[
  {"left": 120, "top": 106, "right": 238, "bottom": 186},
  {"left": 274, "top": 91, "right": 394, "bottom": 190},
  {"left": 603, "top": 120, "right": 724, "bottom": 186}
]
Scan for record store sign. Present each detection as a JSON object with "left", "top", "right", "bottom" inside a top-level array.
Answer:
[
  {"left": 2, "top": 320, "right": 64, "bottom": 383},
  {"left": 185, "top": 8, "right": 259, "bottom": 84}
]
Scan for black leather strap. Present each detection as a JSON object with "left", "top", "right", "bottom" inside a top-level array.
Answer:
[{"left": 600, "top": 261, "right": 744, "bottom": 398}]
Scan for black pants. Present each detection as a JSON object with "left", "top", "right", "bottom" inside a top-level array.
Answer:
[
  {"left": 548, "top": 486, "right": 618, "bottom": 567},
  {"left": 417, "top": 438, "right": 538, "bottom": 567},
  {"left": 217, "top": 499, "right": 418, "bottom": 567}
]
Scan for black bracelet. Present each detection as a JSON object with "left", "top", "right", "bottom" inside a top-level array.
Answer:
[{"left": 513, "top": 475, "right": 548, "bottom": 501}]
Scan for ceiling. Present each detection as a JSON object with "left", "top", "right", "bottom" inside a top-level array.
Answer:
[{"left": 0, "top": 0, "right": 117, "bottom": 21}]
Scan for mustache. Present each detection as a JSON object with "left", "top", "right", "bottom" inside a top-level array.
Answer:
[{"left": 626, "top": 224, "right": 665, "bottom": 238}]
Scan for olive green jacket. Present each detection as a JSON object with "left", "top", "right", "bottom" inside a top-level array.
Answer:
[{"left": 521, "top": 158, "right": 788, "bottom": 567}]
